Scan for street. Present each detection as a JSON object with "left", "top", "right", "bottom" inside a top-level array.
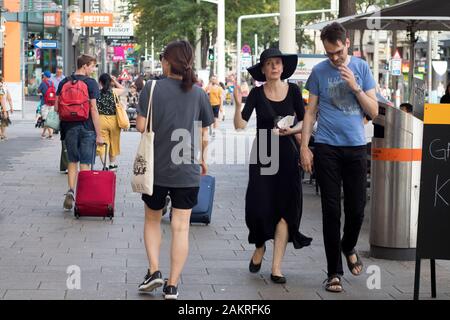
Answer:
[{"left": 1, "top": 102, "right": 449, "bottom": 300}]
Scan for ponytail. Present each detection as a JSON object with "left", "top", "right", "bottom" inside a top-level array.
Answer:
[
  {"left": 163, "top": 40, "right": 197, "bottom": 92},
  {"left": 181, "top": 66, "right": 197, "bottom": 92}
]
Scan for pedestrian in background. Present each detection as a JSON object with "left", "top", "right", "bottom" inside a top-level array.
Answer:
[
  {"left": 51, "top": 67, "right": 65, "bottom": 91},
  {"left": 440, "top": 82, "right": 450, "bottom": 103},
  {"left": 233, "top": 48, "right": 312, "bottom": 284},
  {"left": 206, "top": 75, "right": 224, "bottom": 134},
  {"left": 136, "top": 40, "right": 214, "bottom": 300},
  {"left": 38, "top": 71, "right": 55, "bottom": 139},
  {"left": 96, "top": 73, "right": 126, "bottom": 171},
  {"left": 55, "top": 54, "right": 104, "bottom": 211},
  {"left": 301, "top": 22, "right": 378, "bottom": 292},
  {"left": 0, "top": 76, "right": 14, "bottom": 140}
]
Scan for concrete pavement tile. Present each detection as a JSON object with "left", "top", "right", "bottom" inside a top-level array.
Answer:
[
  {"left": 49, "top": 257, "right": 126, "bottom": 268},
  {"left": 0, "top": 257, "right": 51, "bottom": 266},
  {"left": 65, "top": 289, "right": 126, "bottom": 300},
  {"left": 181, "top": 274, "right": 267, "bottom": 286},
  {"left": 0, "top": 265, "right": 36, "bottom": 273},
  {"left": 39, "top": 280, "right": 98, "bottom": 291},
  {"left": 0, "top": 279, "right": 41, "bottom": 290},
  {"left": 3, "top": 289, "right": 66, "bottom": 300},
  {"left": 258, "top": 288, "right": 321, "bottom": 300},
  {"left": 390, "top": 293, "right": 450, "bottom": 300},
  {"left": 34, "top": 265, "right": 102, "bottom": 273},
  {"left": 200, "top": 291, "right": 262, "bottom": 300},
  {"left": 126, "top": 290, "right": 163, "bottom": 300},
  {"left": 68, "top": 247, "right": 116, "bottom": 255}
]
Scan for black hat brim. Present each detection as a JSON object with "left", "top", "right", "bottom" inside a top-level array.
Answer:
[{"left": 247, "top": 54, "right": 298, "bottom": 82}]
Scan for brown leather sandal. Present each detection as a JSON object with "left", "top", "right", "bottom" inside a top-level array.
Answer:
[
  {"left": 324, "top": 275, "right": 343, "bottom": 293},
  {"left": 343, "top": 249, "right": 363, "bottom": 276}
]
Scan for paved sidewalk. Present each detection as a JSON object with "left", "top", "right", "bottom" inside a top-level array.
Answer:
[{"left": 1, "top": 105, "right": 449, "bottom": 300}]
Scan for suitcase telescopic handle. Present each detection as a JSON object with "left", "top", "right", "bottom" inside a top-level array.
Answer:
[{"left": 101, "top": 143, "right": 108, "bottom": 171}]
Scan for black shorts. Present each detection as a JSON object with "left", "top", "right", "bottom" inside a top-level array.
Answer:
[
  {"left": 212, "top": 105, "right": 220, "bottom": 118},
  {"left": 142, "top": 185, "right": 199, "bottom": 210}
]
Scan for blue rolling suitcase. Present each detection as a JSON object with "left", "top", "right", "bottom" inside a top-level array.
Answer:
[
  {"left": 190, "top": 175, "right": 215, "bottom": 225},
  {"left": 169, "top": 175, "right": 215, "bottom": 225}
]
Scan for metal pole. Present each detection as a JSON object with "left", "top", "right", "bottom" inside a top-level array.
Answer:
[
  {"left": 279, "top": 0, "right": 296, "bottom": 54},
  {"left": 151, "top": 36, "right": 154, "bottom": 74},
  {"left": 373, "top": 30, "right": 379, "bottom": 85},
  {"left": 217, "top": 0, "right": 225, "bottom": 83},
  {"left": 427, "top": 31, "right": 433, "bottom": 102},
  {"left": 195, "top": 0, "right": 202, "bottom": 70},
  {"left": 254, "top": 33, "right": 258, "bottom": 64}
]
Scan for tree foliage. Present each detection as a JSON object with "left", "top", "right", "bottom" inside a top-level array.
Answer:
[{"left": 129, "top": 0, "right": 401, "bottom": 65}]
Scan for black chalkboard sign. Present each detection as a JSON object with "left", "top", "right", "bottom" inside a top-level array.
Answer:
[
  {"left": 414, "top": 104, "right": 450, "bottom": 300},
  {"left": 417, "top": 125, "right": 450, "bottom": 259}
]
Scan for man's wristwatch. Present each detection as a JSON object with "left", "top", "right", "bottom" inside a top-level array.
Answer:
[{"left": 353, "top": 85, "right": 363, "bottom": 95}]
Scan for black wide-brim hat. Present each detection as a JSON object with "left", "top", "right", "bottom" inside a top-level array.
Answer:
[{"left": 247, "top": 48, "right": 298, "bottom": 82}]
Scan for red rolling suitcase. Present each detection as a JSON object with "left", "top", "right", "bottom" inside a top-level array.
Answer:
[{"left": 74, "top": 144, "right": 116, "bottom": 220}]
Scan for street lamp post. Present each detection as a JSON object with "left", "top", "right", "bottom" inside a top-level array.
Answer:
[
  {"left": 202, "top": 0, "right": 225, "bottom": 83},
  {"left": 279, "top": 0, "right": 296, "bottom": 54}
]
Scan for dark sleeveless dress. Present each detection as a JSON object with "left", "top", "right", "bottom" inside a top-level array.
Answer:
[{"left": 241, "top": 83, "right": 312, "bottom": 249}]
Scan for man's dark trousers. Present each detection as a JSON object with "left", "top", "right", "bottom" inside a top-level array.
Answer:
[{"left": 314, "top": 143, "right": 367, "bottom": 277}]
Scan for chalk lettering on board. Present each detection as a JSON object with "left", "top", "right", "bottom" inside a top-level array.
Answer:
[
  {"left": 434, "top": 175, "right": 450, "bottom": 207},
  {"left": 429, "top": 139, "right": 450, "bottom": 161}
]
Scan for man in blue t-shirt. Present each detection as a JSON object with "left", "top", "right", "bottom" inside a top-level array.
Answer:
[{"left": 301, "top": 22, "right": 379, "bottom": 293}]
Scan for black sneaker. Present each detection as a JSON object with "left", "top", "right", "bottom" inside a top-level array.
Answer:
[
  {"left": 163, "top": 283, "right": 179, "bottom": 300},
  {"left": 138, "top": 270, "right": 164, "bottom": 292}
]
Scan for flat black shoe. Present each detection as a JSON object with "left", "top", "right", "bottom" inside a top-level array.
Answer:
[
  {"left": 270, "top": 274, "right": 286, "bottom": 284},
  {"left": 249, "top": 244, "right": 266, "bottom": 273}
]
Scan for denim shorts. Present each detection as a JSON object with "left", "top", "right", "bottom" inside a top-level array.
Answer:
[{"left": 64, "top": 125, "right": 96, "bottom": 164}]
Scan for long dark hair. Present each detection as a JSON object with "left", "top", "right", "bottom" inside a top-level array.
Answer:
[
  {"left": 162, "top": 40, "right": 197, "bottom": 92},
  {"left": 99, "top": 73, "right": 112, "bottom": 94},
  {"left": 446, "top": 82, "right": 450, "bottom": 96}
]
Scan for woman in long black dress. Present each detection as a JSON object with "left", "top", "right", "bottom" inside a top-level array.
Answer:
[{"left": 233, "top": 48, "right": 312, "bottom": 284}]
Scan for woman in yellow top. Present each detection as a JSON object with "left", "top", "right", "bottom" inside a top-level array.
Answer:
[
  {"left": 207, "top": 75, "right": 223, "bottom": 133},
  {"left": 96, "top": 74, "right": 126, "bottom": 171},
  {"left": 0, "top": 76, "right": 14, "bottom": 140}
]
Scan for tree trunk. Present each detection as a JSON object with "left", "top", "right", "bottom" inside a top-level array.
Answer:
[
  {"left": 339, "top": 0, "right": 356, "bottom": 52},
  {"left": 201, "top": 29, "right": 209, "bottom": 69},
  {"left": 359, "top": 29, "right": 365, "bottom": 60}
]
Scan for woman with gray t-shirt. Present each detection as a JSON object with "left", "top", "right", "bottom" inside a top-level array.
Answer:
[{"left": 135, "top": 40, "right": 214, "bottom": 300}]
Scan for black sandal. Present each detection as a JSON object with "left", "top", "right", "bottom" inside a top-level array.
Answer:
[
  {"left": 343, "top": 249, "right": 363, "bottom": 276},
  {"left": 324, "top": 275, "right": 343, "bottom": 293}
]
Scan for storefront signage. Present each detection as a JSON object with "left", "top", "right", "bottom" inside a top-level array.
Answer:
[
  {"left": 44, "top": 13, "right": 61, "bottom": 27},
  {"left": 103, "top": 23, "right": 134, "bottom": 37},
  {"left": 33, "top": 40, "right": 58, "bottom": 49},
  {"left": 69, "top": 13, "right": 113, "bottom": 28}
]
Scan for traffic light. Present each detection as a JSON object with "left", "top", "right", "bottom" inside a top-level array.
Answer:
[
  {"left": 208, "top": 48, "right": 214, "bottom": 61},
  {"left": 27, "top": 43, "right": 35, "bottom": 57}
]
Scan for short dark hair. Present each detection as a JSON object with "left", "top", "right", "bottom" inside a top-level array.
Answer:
[
  {"left": 400, "top": 103, "right": 413, "bottom": 113},
  {"left": 77, "top": 54, "right": 97, "bottom": 69},
  {"left": 320, "top": 22, "right": 347, "bottom": 45}
]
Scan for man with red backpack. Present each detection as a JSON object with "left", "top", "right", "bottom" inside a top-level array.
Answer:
[
  {"left": 38, "top": 71, "right": 57, "bottom": 139},
  {"left": 54, "top": 54, "right": 104, "bottom": 211}
]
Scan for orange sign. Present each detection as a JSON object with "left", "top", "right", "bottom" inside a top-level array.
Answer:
[
  {"left": 44, "top": 13, "right": 61, "bottom": 27},
  {"left": 69, "top": 13, "right": 113, "bottom": 28},
  {"left": 372, "top": 148, "right": 422, "bottom": 162}
]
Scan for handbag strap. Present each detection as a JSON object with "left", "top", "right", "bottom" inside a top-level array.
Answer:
[{"left": 144, "top": 80, "right": 156, "bottom": 133}]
